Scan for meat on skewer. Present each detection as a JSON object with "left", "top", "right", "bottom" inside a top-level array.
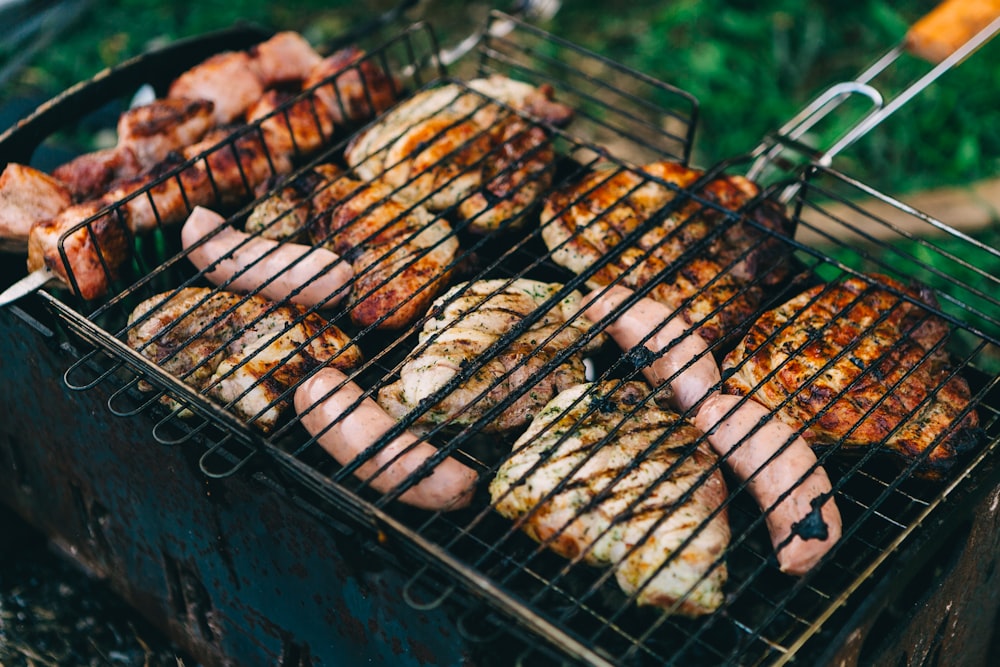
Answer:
[
  {"left": 52, "top": 98, "right": 216, "bottom": 199},
  {"left": 22, "top": 41, "right": 397, "bottom": 301},
  {"left": 0, "top": 163, "right": 73, "bottom": 252}
]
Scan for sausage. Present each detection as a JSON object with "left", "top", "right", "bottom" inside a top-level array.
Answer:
[
  {"left": 694, "top": 393, "right": 842, "bottom": 575},
  {"left": 181, "top": 206, "right": 352, "bottom": 308},
  {"left": 584, "top": 284, "right": 841, "bottom": 574},
  {"left": 294, "top": 368, "right": 478, "bottom": 511},
  {"left": 582, "top": 284, "right": 720, "bottom": 412}
]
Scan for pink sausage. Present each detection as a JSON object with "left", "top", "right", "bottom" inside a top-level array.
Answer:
[
  {"left": 181, "top": 206, "right": 351, "bottom": 308},
  {"left": 294, "top": 368, "right": 478, "bottom": 511},
  {"left": 582, "top": 284, "right": 720, "bottom": 412},
  {"left": 584, "top": 284, "right": 841, "bottom": 574},
  {"left": 694, "top": 392, "right": 842, "bottom": 575}
]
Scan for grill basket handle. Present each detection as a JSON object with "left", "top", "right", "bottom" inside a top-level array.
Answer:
[{"left": 905, "top": 0, "right": 1000, "bottom": 63}]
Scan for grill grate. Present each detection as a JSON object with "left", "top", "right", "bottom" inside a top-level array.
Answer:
[{"left": 11, "top": 11, "right": 1000, "bottom": 667}]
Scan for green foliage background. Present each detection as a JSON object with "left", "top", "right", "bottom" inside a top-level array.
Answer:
[{"left": 4, "top": 0, "right": 999, "bottom": 196}]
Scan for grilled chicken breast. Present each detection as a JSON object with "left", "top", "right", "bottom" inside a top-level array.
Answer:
[
  {"left": 541, "top": 160, "right": 793, "bottom": 343},
  {"left": 309, "top": 172, "right": 460, "bottom": 330},
  {"left": 722, "top": 274, "right": 980, "bottom": 479},
  {"left": 378, "top": 279, "right": 606, "bottom": 434},
  {"left": 490, "top": 381, "right": 729, "bottom": 615},
  {"left": 345, "top": 75, "right": 573, "bottom": 233},
  {"left": 127, "top": 287, "right": 362, "bottom": 432}
]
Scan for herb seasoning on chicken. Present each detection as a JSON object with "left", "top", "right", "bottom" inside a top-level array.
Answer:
[
  {"left": 490, "top": 381, "right": 730, "bottom": 615},
  {"left": 127, "top": 287, "right": 362, "bottom": 432},
  {"left": 378, "top": 279, "right": 605, "bottom": 434}
]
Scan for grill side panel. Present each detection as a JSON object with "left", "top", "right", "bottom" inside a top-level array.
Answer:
[{"left": 0, "top": 304, "right": 497, "bottom": 666}]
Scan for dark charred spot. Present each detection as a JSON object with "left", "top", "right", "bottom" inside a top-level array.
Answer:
[
  {"left": 790, "top": 496, "right": 831, "bottom": 542},
  {"left": 591, "top": 394, "right": 618, "bottom": 414},
  {"left": 625, "top": 345, "right": 657, "bottom": 369},
  {"left": 341, "top": 244, "right": 364, "bottom": 263}
]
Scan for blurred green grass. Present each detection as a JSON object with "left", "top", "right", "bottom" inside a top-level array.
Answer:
[{"left": 4, "top": 0, "right": 999, "bottom": 195}]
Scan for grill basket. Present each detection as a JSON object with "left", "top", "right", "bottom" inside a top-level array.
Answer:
[{"left": 2, "top": 11, "right": 999, "bottom": 667}]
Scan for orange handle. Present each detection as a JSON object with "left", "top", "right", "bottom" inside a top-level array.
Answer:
[{"left": 905, "top": 0, "right": 1000, "bottom": 63}]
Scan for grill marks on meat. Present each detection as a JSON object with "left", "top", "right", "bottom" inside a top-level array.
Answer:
[
  {"left": 22, "top": 37, "right": 397, "bottom": 302},
  {"left": 243, "top": 164, "right": 460, "bottom": 330},
  {"left": 345, "top": 75, "right": 572, "bottom": 234},
  {"left": 722, "top": 275, "right": 980, "bottom": 479},
  {"left": 127, "top": 287, "right": 362, "bottom": 432},
  {"left": 378, "top": 279, "right": 606, "bottom": 434},
  {"left": 490, "top": 381, "right": 729, "bottom": 615},
  {"left": 541, "top": 161, "right": 793, "bottom": 344},
  {"left": 309, "top": 172, "right": 460, "bottom": 330},
  {"left": 52, "top": 98, "right": 216, "bottom": 200}
]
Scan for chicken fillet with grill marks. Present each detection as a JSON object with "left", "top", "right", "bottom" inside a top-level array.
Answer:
[
  {"left": 344, "top": 75, "right": 573, "bottom": 234},
  {"left": 490, "top": 381, "right": 729, "bottom": 615},
  {"left": 541, "top": 160, "right": 793, "bottom": 344},
  {"left": 127, "top": 287, "right": 362, "bottom": 432},
  {"left": 722, "top": 275, "right": 980, "bottom": 479},
  {"left": 378, "top": 279, "right": 606, "bottom": 434}
]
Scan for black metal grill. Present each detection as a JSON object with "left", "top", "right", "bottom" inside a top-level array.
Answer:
[{"left": 4, "top": 10, "right": 1000, "bottom": 667}]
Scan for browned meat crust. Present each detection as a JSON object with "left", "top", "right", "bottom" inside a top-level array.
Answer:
[
  {"left": 127, "top": 287, "right": 362, "bottom": 432},
  {"left": 722, "top": 274, "right": 980, "bottom": 479},
  {"left": 541, "top": 160, "right": 794, "bottom": 345}
]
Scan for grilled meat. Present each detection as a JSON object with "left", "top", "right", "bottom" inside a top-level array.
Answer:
[
  {"left": 127, "top": 286, "right": 362, "bottom": 432},
  {"left": 245, "top": 162, "right": 461, "bottom": 329},
  {"left": 308, "top": 171, "right": 460, "bottom": 330},
  {"left": 50, "top": 146, "right": 142, "bottom": 202},
  {"left": 345, "top": 75, "right": 572, "bottom": 233},
  {"left": 23, "top": 38, "right": 396, "bottom": 302},
  {"left": 26, "top": 199, "right": 132, "bottom": 300},
  {"left": 245, "top": 89, "right": 337, "bottom": 159},
  {"left": 245, "top": 164, "right": 342, "bottom": 242},
  {"left": 490, "top": 381, "right": 729, "bottom": 615},
  {"left": 0, "top": 163, "right": 73, "bottom": 253},
  {"left": 541, "top": 160, "right": 793, "bottom": 343},
  {"left": 378, "top": 279, "right": 606, "bottom": 434},
  {"left": 166, "top": 31, "right": 324, "bottom": 125},
  {"left": 302, "top": 46, "right": 399, "bottom": 125},
  {"left": 722, "top": 274, "right": 980, "bottom": 479},
  {"left": 50, "top": 98, "right": 215, "bottom": 200},
  {"left": 27, "top": 127, "right": 294, "bottom": 300},
  {"left": 116, "top": 98, "right": 217, "bottom": 169}
]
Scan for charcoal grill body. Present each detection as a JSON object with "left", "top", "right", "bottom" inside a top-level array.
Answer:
[
  {"left": 0, "top": 302, "right": 485, "bottom": 667},
  {"left": 3, "top": 292, "right": 1000, "bottom": 666}
]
